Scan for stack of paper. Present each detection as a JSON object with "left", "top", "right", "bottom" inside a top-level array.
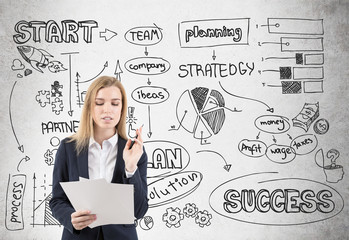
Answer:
[{"left": 60, "top": 178, "right": 134, "bottom": 228}]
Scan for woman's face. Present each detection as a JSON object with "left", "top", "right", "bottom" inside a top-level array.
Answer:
[{"left": 92, "top": 86, "right": 122, "bottom": 134}]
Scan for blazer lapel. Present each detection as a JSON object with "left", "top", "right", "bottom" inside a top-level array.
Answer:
[
  {"left": 77, "top": 148, "right": 89, "bottom": 179},
  {"left": 111, "top": 135, "right": 126, "bottom": 183}
]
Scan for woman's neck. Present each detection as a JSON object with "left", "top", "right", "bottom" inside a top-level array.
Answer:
[{"left": 93, "top": 127, "right": 116, "bottom": 146}]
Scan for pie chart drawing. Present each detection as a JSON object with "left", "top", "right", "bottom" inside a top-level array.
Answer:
[{"left": 176, "top": 87, "right": 225, "bottom": 140}]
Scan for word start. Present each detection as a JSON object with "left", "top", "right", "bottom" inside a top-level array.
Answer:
[{"left": 13, "top": 20, "right": 98, "bottom": 44}]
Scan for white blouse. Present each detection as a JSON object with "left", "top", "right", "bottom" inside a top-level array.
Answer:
[{"left": 88, "top": 134, "right": 135, "bottom": 181}]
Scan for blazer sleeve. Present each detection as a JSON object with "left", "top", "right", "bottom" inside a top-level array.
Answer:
[
  {"left": 123, "top": 148, "right": 149, "bottom": 219},
  {"left": 49, "top": 139, "right": 79, "bottom": 235}
]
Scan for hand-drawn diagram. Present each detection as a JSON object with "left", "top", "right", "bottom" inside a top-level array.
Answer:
[
  {"left": 137, "top": 216, "right": 154, "bottom": 230},
  {"left": 173, "top": 87, "right": 232, "bottom": 144},
  {"left": 196, "top": 150, "right": 232, "bottom": 172},
  {"left": 236, "top": 100, "right": 326, "bottom": 165},
  {"left": 31, "top": 173, "right": 59, "bottom": 227},
  {"left": 292, "top": 102, "right": 319, "bottom": 132},
  {"left": 44, "top": 136, "right": 60, "bottom": 166},
  {"left": 178, "top": 18, "right": 250, "bottom": 48},
  {"left": 162, "top": 207, "right": 184, "bottom": 228},
  {"left": 145, "top": 140, "right": 203, "bottom": 208},
  {"left": 126, "top": 106, "right": 138, "bottom": 138},
  {"left": 5, "top": 174, "right": 26, "bottom": 231},
  {"left": 209, "top": 172, "right": 344, "bottom": 226},
  {"left": 35, "top": 81, "right": 64, "bottom": 115},
  {"left": 2, "top": 5, "right": 348, "bottom": 240},
  {"left": 162, "top": 203, "right": 212, "bottom": 228},
  {"left": 9, "top": 81, "right": 25, "bottom": 153},
  {"left": 315, "top": 149, "right": 344, "bottom": 183},
  {"left": 219, "top": 81, "right": 274, "bottom": 112},
  {"left": 17, "top": 46, "right": 67, "bottom": 73},
  {"left": 260, "top": 18, "right": 325, "bottom": 94}
]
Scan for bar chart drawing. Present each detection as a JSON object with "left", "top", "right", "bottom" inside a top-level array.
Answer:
[
  {"left": 263, "top": 18, "right": 325, "bottom": 94},
  {"left": 32, "top": 193, "right": 61, "bottom": 227}
]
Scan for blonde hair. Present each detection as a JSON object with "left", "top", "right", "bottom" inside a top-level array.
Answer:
[{"left": 70, "top": 76, "right": 128, "bottom": 154}]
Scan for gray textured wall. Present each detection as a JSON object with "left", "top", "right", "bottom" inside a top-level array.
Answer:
[{"left": 0, "top": 0, "right": 348, "bottom": 239}]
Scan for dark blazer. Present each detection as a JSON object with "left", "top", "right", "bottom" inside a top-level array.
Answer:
[{"left": 49, "top": 136, "right": 148, "bottom": 240}]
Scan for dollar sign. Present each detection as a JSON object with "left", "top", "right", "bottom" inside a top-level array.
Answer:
[
  {"left": 319, "top": 122, "right": 327, "bottom": 131},
  {"left": 44, "top": 149, "right": 53, "bottom": 166}
]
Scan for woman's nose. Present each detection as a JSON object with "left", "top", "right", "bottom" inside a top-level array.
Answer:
[{"left": 103, "top": 103, "right": 112, "bottom": 113}]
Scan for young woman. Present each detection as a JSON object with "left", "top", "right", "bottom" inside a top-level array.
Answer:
[{"left": 50, "top": 76, "right": 148, "bottom": 240}]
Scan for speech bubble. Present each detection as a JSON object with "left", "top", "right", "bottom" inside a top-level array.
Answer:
[
  {"left": 125, "top": 25, "right": 163, "bottom": 46},
  {"left": 254, "top": 115, "right": 290, "bottom": 134},
  {"left": 131, "top": 86, "right": 169, "bottom": 105},
  {"left": 148, "top": 171, "right": 202, "bottom": 208},
  {"left": 290, "top": 134, "right": 318, "bottom": 155},
  {"left": 238, "top": 139, "right": 267, "bottom": 158},
  {"left": 266, "top": 144, "right": 296, "bottom": 164},
  {"left": 209, "top": 172, "right": 344, "bottom": 226},
  {"left": 144, "top": 140, "right": 190, "bottom": 178},
  {"left": 124, "top": 57, "right": 170, "bottom": 75}
]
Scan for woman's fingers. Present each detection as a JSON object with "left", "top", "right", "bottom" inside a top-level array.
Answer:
[
  {"left": 125, "top": 138, "right": 132, "bottom": 148},
  {"left": 71, "top": 210, "right": 96, "bottom": 230},
  {"left": 134, "top": 125, "right": 143, "bottom": 143}
]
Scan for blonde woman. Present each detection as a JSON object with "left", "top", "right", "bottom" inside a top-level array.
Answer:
[{"left": 50, "top": 76, "right": 148, "bottom": 240}]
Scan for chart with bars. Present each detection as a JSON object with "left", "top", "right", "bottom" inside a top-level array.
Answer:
[
  {"left": 264, "top": 18, "right": 325, "bottom": 94},
  {"left": 32, "top": 193, "right": 61, "bottom": 227}
]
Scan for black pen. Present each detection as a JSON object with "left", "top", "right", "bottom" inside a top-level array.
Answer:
[{"left": 129, "top": 124, "right": 144, "bottom": 149}]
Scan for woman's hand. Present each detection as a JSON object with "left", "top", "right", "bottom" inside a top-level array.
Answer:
[
  {"left": 123, "top": 126, "right": 144, "bottom": 172},
  {"left": 71, "top": 210, "right": 96, "bottom": 230}
]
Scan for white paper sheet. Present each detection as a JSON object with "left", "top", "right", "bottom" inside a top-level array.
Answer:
[{"left": 60, "top": 179, "right": 134, "bottom": 228}]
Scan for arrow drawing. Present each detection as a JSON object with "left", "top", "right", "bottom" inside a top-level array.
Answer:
[
  {"left": 68, "top": 54, "right": 73, "bottom": 116},
  {"left": 169, "top": 110, "right": 187, "bottom": 131},
  {"left": 75, "top": 72, "right": 82, "bottom": 107},
  {"left": 219, "top": 81, "right": 274, "bottom": 113},
  {"left": 145, "top": 47, "right": 149, "bottom": 56},
  {"left": 147, "top": 105, "right": 152, "bottom": 138},
  {"left": 78, "top": 61, "right": 108, "bottom": 84},
  {"left": 212, "top": 50, "right": 216, "bottom": 60},
  {"left": 272, "top": 135, "right": 277, "bottom": 143},
  {"left": 32, "top": 173, "right": 36, "bottom": 227},
  {"left": 17, "top": 156, "right": 30, "bottom": 172},
  {"left": 99, "top": 28, "right": 117, "bottom": 41},
  {"left": 114, "top": 60, "right": 123, "bottom": 81},
  {"left": 196, "top": 150, "right": 231, "bottom": 172},
  {"left": 200, "top": 131, "right": 211, "bottom": 145},
  {"left": 9, "top": 81, "right": 24, "bottom": 152},
  {"left": 209, "top": 98, "right": 242, "bottom": 113},
  {"left": 61, "top": 52, "right": 79, "bottom": 116}
]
